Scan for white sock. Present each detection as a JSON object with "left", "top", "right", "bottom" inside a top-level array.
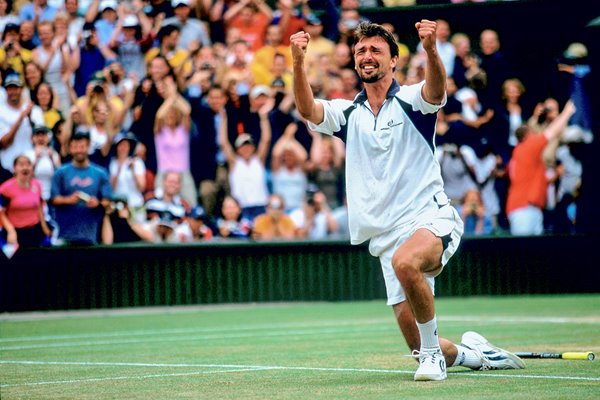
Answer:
[
  {"left": 452, "top": 344, "right": 483, "bottom": 368},
  {"left": 416, "top": 316, "right": 441, "bottom": 353}
]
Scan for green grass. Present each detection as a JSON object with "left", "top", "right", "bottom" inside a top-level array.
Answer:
[{"left": 1, "top": 295, "right": 599, "bottom": 399}]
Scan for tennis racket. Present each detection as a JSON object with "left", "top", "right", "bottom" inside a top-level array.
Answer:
[{"left": 515, "top": 352, "right": 595, "bottom": 361}]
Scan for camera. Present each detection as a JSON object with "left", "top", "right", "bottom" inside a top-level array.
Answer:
[
  {"left": 200, "top": 62, "right": 212, "bottom": 71},
  {"left": 93, "top": 84, "right": 104, "bottom": 93},
  {"left": 6, "top": 41, "right": 13, "bottom": 51}
]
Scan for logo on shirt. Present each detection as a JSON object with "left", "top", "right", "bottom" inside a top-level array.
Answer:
[{"left": 387, "top": 119, "right": 403, "bottom": 128}]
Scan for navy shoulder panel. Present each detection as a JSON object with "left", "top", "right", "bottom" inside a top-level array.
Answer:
[
  {"left": 394, "top": 96, "right": 437, "bottom": 153},
  {"left": 332, "top": 104, "right": 357, "bottom": 143}
]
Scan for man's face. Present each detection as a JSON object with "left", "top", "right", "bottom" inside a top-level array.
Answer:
[
  {"left": 5, "top": 85, "right": 22, "bottom": 106},
  {"left": 174, "top": 5, "right": 190, "bottom": 21},
  {"left": 354, "top": 36, "right": 396, "bottom": 84},
  {"left": 69, "top": 138, "right": 90, "bottom": 163}
]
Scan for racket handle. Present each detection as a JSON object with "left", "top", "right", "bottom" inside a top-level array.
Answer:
[{"left": 562, "top": 352, "right": 595, "bottom": 361}]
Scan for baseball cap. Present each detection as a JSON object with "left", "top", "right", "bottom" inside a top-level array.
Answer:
[
  {"left": 172, "top": 0, "right": 191, "bottom": 7},
  {"left": 33, "top": 125, "right": 52, "bottom": 136},
  {"left": 122, "top": 15, "right": 140, "bottom": 28},
  {"left": 99, "top": 0, "right": 117, "bottom": 12},
  {"left": 189, "top": 206, "right": 207, "bottom": 220},
  {"left": 306, "top": 14, "right": 322, "bottom": 26},
  {"left": 4, "top": 22, "right": 20, "bottom": 33},
  {"left": 3, "top": 73, "right": 23, "bottom": 88},
  {"left": 249, "top": 84, "right": 271, "bottom": 100},
  {"left": 89, "top": 70, "right": 107, "bottom": 84},
  {"left": 113, "top": 131, "right": 137, "bottom": 146},
  {"left": 234, "top": 133, "right": 254, "bottom": 149},
  {"left": 563, "top": 42, "right": 588, "bottom": 60}
]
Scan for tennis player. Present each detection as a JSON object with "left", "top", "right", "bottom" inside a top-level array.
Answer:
[{"left": 290, "top": 20, "right": 525, "bottom": 381}]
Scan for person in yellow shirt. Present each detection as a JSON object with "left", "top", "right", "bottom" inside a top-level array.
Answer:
[
  {"left": 0, "top": 23, "right": 33, "bottom": 81},
  {"left": 144, "top": 24, "right": 192, "bottom": 89},
  {"left": 250, "top": 24, "right": 292, "bottom": 81}
]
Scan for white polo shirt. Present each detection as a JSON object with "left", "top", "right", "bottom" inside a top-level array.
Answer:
[{"left": 308, "top": 80, "right": 446, "bottom": 244}]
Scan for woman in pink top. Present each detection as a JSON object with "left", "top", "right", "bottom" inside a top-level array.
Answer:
[
  {"left": 0, "top": 155, "right": 52, "bottom": 248},
  {"left": 153, "top": 77, "right": 198, "bottom": 207}
]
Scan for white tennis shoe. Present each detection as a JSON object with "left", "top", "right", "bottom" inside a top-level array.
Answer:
[
  {"left": 411, "top": 350, "right": 447, "bottom": 381},
  {"left": 461, "top": 331, "right": 526, "bottom": 370}
]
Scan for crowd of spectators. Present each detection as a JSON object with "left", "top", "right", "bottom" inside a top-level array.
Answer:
[{"left": 0, "top": 0, "right": 594, "bottom": 253}]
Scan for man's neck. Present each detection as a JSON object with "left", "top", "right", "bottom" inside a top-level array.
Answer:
[{"left": 364, "top": 76, "right": 393, "bottom": 113}]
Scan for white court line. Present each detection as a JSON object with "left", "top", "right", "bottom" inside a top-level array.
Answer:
[
  {"left": 0, "top": 326, "right": 394, "bottom": 351},
  {"left": 0, "top": 366, "right": 275, "bottom": 388},
  {"left": 1, "top": 315, "right": 598, "bottom": 344},
  {"left": 1, "top": 360, "right": 598, "bottom": 387}
]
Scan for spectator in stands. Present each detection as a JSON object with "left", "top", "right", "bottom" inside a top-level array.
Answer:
[
  {"left": 305, "top": 133, "right": 345, "bottom": 209},
  {"left": 186, "top": 205, "right": 215, "bottom": 241},
  {"left": 189, "top": 84, "right": 230, "bottom": 218},
  {"left": 216, "top": 194, "right": 252, "bottom": 239},
  {"left": 272, "top": 0, "right": 308, "bottom": 47},
  {"left": 289, "top": 185, "right": 338, "bottom": 239},
  {"left": 328, "top": 67, "right": 360, "bottom": 101},
  {"left": 0, "top": 154, "right": 52, "bottom": 248},
  {"left": 250, "top": 24, "right": 292, "bottom": 87},
  {"left": 0, "top": 73, "right": 45, "bottom": 173},
  {"left": 23, "top": 60, "right": 44, "bottom": 101},
  {"left": 252, "top": 193, "right": 296, "bottom": 240},
  {"left": 72, "top": 22, "right": 115, "bottom": 98},
  {"left": 0, "top": 0, "right": 19, "bottom": 34},
  {"left": 101, "top": 194, "right": 152, "bottom": 244},
  {"left": 32, "top": 20, "right": 74, "bottom": 116},
  {"left": 24, "top": 125, "right": 61, "bottom": 203},
  {"left": 270, "top": 130, "right": 308, "bottom": 212},
  {"left": 108, "top": 12, "right": 153, "bottom": 83},
  {"left": 86, "top": 0, "right": 119, "bottom": 47},
  {"left": 164, "top": 0, "right": 211, "bottom": 53},
  {"left": 145, "top": 23, "right": 192, "bottom": 89},
  {"left": 220, "top": 100, "right": 271, "bottom": 220},
  {"left": 476, "top": 28, "right": 511, "bottom": 107},
  {"left": 153, "top": 75, "right": 197, "bottom": 207},
  {"left": 64, "top": 0, "right": 85, "bottom": 48},
  {"left": 109, "top": 131, "right": 146, "bottom": 223},
  {"left": 223, "top": 0, "right": 272, "bottom": 52},
  {"left": 506, "top": 101, "right": 576, "bottom": 236},
  {"left": 50, "top": 129, "right": 113, "bottom": 245},
  {"left": 142, "top": 170, "right": 194, "bottom": 243},
  {"left": 459, "top": 188, "right": 492, "bottom": 236},
  {"left": 130, "top": 56, "right": 173, "bottom": 174},
  {"left": 31, "top": 81, "right": 61, "bottom": 131},
  {"left": 449, "top": 32, "right": 472, "bottom": 90},
  {"left": 302, "top": 13, "right": 335, "bottom": 79},
  {"left": 18, "top": 20, "right": 36, "bottom": 50},
  {"left": 1, "top": 22, "right": 33, "bottom": 81},
  {"left": 19, "top": 0, "right": 59, "bottom": 26}
]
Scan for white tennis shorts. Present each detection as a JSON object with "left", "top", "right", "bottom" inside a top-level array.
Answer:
[{"left": 368, "top": 193, "right": 464, "bottom": 305}]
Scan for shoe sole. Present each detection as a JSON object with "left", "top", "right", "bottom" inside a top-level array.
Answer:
[
  {"left": 462, "top": 331, "right": 526, "bottom": 369},
  {"left": 414, "top": 373, "right": 447, "bottom": 381}
]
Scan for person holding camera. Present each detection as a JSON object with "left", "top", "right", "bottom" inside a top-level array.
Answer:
[
  {"left": 289, "top": 185, "right": 338, "bottom": 240},
  {"left": 0, "top": 23, "right": 33, "bottom": 82},
  {"left": 109, "top": 131, "right": 146, "bottom": 223}
]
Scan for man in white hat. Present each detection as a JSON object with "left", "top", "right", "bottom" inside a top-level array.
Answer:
[{"left": 0, "top": 74, "right": 44, "bottom": 172}]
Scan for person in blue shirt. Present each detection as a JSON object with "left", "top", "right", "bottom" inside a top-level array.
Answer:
[{"left": 50, "top": 128, "right": 113, "bottom": 245}]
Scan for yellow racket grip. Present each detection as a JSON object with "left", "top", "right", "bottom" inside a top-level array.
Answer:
[{"left": 562, "top": 352, "right": 595, "bottom": 361}]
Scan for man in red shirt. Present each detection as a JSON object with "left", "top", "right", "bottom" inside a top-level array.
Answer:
[{"left": 506, "top": 101, "right": 576, "bottom": 235}]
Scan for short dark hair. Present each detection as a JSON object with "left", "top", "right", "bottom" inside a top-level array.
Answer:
[
  {"left": 353, "top": 22, "right": 399, "bottom": 59},
  {"left": 515, "top": 125, "right": 530, "bottom": 143}
]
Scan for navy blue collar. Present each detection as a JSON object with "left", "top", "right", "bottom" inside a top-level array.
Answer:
[{"left": 353, "top": 79, "right": 400, "bottom": 105}]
